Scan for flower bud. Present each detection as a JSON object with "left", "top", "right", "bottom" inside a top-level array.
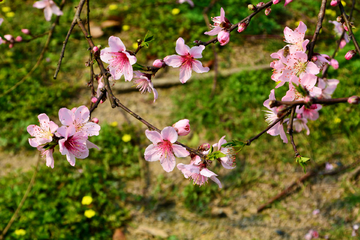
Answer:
[
  {"left": 91, "top": 118, "right": 99, "bottom": 124},
  {"left": 343, "top": 23, "right": 348, "bottom": 32},
  {"left": 237, "top": 22, "right": 247, "bottom": 33},
  {"left": 21, "top": 29, "right": 30, "bottom": 35},
  {"left": 265, "top": 7, "right": 271, "bottom": 16},
  {"left": 218, "top": 30, "right": 230, "bottom": 46},
  {"left": 91, "top": 97, "right": 98, "bottom": 103},
  {"left": 15, "top": 36, "right": 22, "bottom": 42},
  {"left": 92, "top": 46, "right": 99, "bottom": 53},
  {"left": 311, "top": 56, "right": 318, "bottom": 62},
  {"left": 348, "top": 96, "right": 360, "bottom": 104},
  {"left": 339, "top": 39, "right": 347, "bottom": 49},
  {"left": 9, "top": 43, "right": 13, "bottom": 48},
  {"left": 172, "top": 119, "right": 190, "bottom": 136},
  {"left": 153, "top": 59, "right": 165, "bottom": 68},
  {"left": 256, "top": 2, "right": 265, "bottom": 7},
  {"left": 345, "top": 50, "right": 356, "bottom": 60},
  {"left": 272, "top": 0, "right": 281, "bottom": 4},
  {"left": 248, "top": 4, "right": 256, "bottom": 11},
  {"left": 330, "top": 59, "right": 339, "bottom": 69},
  {"left": 330, "top": 0, "right": 339, "bottom": 6},
  {"left": 336, "top": 16, "right": 343, "bottom": 22}
]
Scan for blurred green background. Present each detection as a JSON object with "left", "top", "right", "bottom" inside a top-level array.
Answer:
[{"left": 0, "top": 0, "right": 360, "bottom": 239}]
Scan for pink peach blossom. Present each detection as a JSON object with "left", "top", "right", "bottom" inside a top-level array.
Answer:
[
  {"left": 33, "top": 0, "right": 63, "bottom": 22},
  {"left": 164, "top": 37, "right": 209, "bottom": 83},
  {"left": 100, "top": 36, "right": 137, "bottom": 81},
  {"left": 212, "top": 136, "right": 236, "bottom": 169},
  {"left": 172, "top": 119, "right": 190, "bottom": 136},
  {"left": 133, "top": 71, "right": 158, "bottom": 102},
  {"left": 204, "top": 8, "right": 232, "bottom": 46},
  {"left": 27, "top": 113, "right": 59, "bottom": 148},
  {"left": 144, "top": 127, "right": 189, "bottom": 172}
]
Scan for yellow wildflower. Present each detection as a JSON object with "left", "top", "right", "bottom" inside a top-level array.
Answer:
[
  {"left": 14, "top": 229, "right": 26, "bottom": 236},
  {"left": 6, "top": 11, "right": 14, "bottom": 17},
  {"left": 81, "top": 196, "right": 93, "bottom": 205},
  {"left": 84, "top": 209, "right": 96, "bottom": 218},
  {"left": 122, "top": 134, "right": 131, "bottom": 142},
  {"left": 341, "top": 1, "right": 346, "bottom": 6},
  {"left": 109, "top": 4, "right": 118, "bottom": 10},
  {"left": 110, "top": 121, "right": 118, "bottom": 127},
  {"left": 325, "top": 9, "right": 336, "bottom": 18},
  {"left": 132, "top": 42, "right": 138, "bottom": 50},
  {"left": 122, "top": 25, "right": 130, "bottom": 31},
  {"left": 334, "top": 117, "right": 341, "bottom": 124},
  {"left": 172, "top": 8, "right": 180, "bottom": 15},
  {"left": 2, "top": 6, "right": 10, "bottom": 12}
]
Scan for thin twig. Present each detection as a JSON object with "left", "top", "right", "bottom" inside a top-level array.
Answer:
[
  {"left": 269, "top": 97, "right": 351, "bottom": 108},
  {"left": 287, "top": 106, "right": 299, "bottom": 157},
  {"left": 339, "top": 1, "right": 360, "bottom": 54},
  {"left": 307, "top": 0, "right": 327, "bottom": 60},
  {"left": 0, "top": 154, "right": 41, "bottom": 239},
  {"left": 0, "top": 1, "right": 65, "bottom": 98}
]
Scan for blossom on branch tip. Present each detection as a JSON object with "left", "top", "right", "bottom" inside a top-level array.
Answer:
[
  {"left": 172, "top": 119, "right": 190, "bottom": 136},
  {"left": 100, "top": 36, "right": 137, "bottom": 81},
  {"left": 133, "top": 71, "right": 158, "bottom": 102},
  {"left": 33, "top": 0, "right": 63, "bottom": 22},
  {"left": 164, "top": 37, "right": 209, "bottom": 84},
  {"left": 204, "top": 7, "right": 232, "bottom": 46},
  {"left": 348, "top": 96, "right": 360, "bottom": 104},
  {"left": 265, "top": 7, "right": 271, "bottom": 16},
  {"left": 144, "top": 127, "right": 189, "bottom": 172}
]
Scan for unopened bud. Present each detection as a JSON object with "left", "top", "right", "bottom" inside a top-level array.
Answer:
[
  {"left": 345, "top": 50, "right": 356, "bottom": 60},
  {"left": 9, "top": 43, "right": 13, "bottom": 48},
  {"left": 336, "top": 16, "right": 343, "bottom": 22},
  {"left": 21, "top": 29, "right": 31, "bottom": 35},
  {"left": 276, "top": 105, "right": 286, "bottom": 113},
  {"left": 218, "top": 30, "right": 230, "bottom": 46},
  {"left": 272, "top": 0, "right": 281, "bottom": 4},
  {"left": 92, "top": 46, "right": 99, "bottom": 53},
  {"left": 265, "top": 7, "right": 271, "bottom": 16},
  {"left": 91, "top": 97, "right": 98, "bottom": 103},
  {"left": 330, "top": 0, "right": 339, "bottom": 6},
  {"left": 257, "top": 2, "right": 265, "bottom": 7},
  {"left": 348, "top": 96, "right": 360, "bottom": 104},
  {"left": 91, "top": 118, "right": 99, "bottom": 124},
  {"left": 172, "top": 119, "right": 190, "bottom": 136},
  {"left": 330, "top": 59, "right": 339, "bottom": 69},
  {"left": 248, "top": 4, "right": 256, "bottom": 11},
  {"left": 15, "top": 36, "right": 22, "bottom": 42},
  {"left": 343, "top": 23, "right": 349, "bottom": 31},
  {"left": 237, "top": 22, "right": 248, "bottom": 33},
  {"left": 153, "top": 59, "right": 165, "bottom": 68},
  {"left": 311, "top": 56, "right": 318, "bottom": 62}
]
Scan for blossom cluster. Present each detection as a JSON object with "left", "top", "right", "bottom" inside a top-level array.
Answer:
[
  {"left": 264, "top": 21, "right": 341, "bottom": 142},
  {"left": 27, "top": 106, "right": 100, "bottom": 168},
  {"left": 144, "top": 119, "right": 236, "bottom": 188}
]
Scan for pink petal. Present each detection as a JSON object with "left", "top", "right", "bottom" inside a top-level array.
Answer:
[
  {"left": 200, "top": 168, "right": 217, "bottom": 178},
  {"left": 172, "top": 144, "right": 189, "bottom": 158},
  {"left": 204, "top": 26, "right": 222, "bottom": 36},
  {"left": 189, "top": 45, "right": 205, "bottom": 58},
  {"left": 161, "top": 127, "right": 178, "bottom": 143},
  {"left": 45, "top": 149, "right": 55, "bottom": 169},
  {"left": 145, "top": 145, "right": 162, "bottom": 162},
  {"left": 175, "top": 37, "right": 190, "bottom": 56},
  {"left": 306, "top": 62, "right": 320, "bottom": 75},
  {"left": 179, "top": 64, "right": 192, "bottom": 83},
  {"left": 100, "top": 48, "right": 114, "bottom": 63},
  {"left": 59, "top": 108, "right": 74, "bottom": 126},
  {"left": 50, "top": 4, "right": 63, "bottom": 16},
  {"left": 33, "top": 1, "right": 47, "bottom": 9},
  {"left": 164, "top": 55, "right": 183, "bottom": 68},
  {"left": 82, "top": 122, "right": 101, "bottom": 136},
  {"left": 210, "top": 176, "right": 222, "bottom": 188},
  {"left": 297, "top": 21, "right": 307, "bottom": 34},
  {"left": 160, "top": 154, "right": 176, "bottom": 172},
  {"left": 86, "top": 140, "right": 99, "bottom": 150},
  {"left": 75, "top": 106, "right": 90, "bottom": 124},
  {"left": 108, "top": 36, "right": 126, "bottom": 52},
  {"left": 44, "top": 6, "right": 53, "bottom": 21},
  {"left": 220, "top": 7, "right": 225, "bottom": 22},
  {"left": 145, "top": 130, "right": 163, "bottom": 144},
  {"left": 122, "top": 61, "right": 134, "bottom": 81},
  {"left": 191, "top": 60, "right": 210, "bottom": 73}
]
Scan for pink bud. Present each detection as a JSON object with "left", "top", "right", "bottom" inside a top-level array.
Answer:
[
  {"left": 311, "top": 56, "right": 318, "bottom": 62},
  {"left": 348, "top": 96, "right": 360, "bottom": 104},
  {"left": 265, "top": 7, "right": 271, "bottom": 16},
  {"left": 199, "top": 143, "right": 211, "bottom": 151},
  {"left": 172, "top": 119, "right": 190, "bottom": 136},
  {"left": 339, "top": 39, "right": 347, "bottom": 49},
  {"left": 218, "top": 30, "right": 230, "bottom": 46},
  {"left": 9, "top": 43, "right": 14, "bottom": 48},
  {"left": 91, "top": 97, "right": 98, "bottom": 103},
  {"left": 343, "top": 23, "right": 348, "bottom": 31},
  {"left": 15, "top": 36, "right": 22, "bottom": 42},
  {"left": 330, "top": 0, "right": 339, "bottom": 6},
  {"left": 272, "top": 0, "right": 281, "bottom": 4},
  {"left": 336, "top": 16, "right": 342, "bottom": 22},
  {"left": 21, "top": 29, "right": 30, "bottom": 35},
  {"left": 91, "top": 118, "right": 99, "bottom": 124},
  {"left": 153, "top": 59, "right": 164, "bottom": 68},
  {"left": 257, "top": 2, "right": 265, "bottom": 7},
  {"left": 238, "top": 22, "right": 247, "bottom": 33},
  {"left": 345, "top": 50, "right": 356, "bottom": 60},
  {"left": 330, "top": 59, "right": 339, "bottom": 69},
  {"left": 92, "top": 46, "right": 99, "bottom": 53},
  {"left": 4, "top": 34, "right": 12, "bottom": 41}
]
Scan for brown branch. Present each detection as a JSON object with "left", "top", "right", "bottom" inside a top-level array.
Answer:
[
  {"left": 0, "top": 154, "right": 41, "bottom": 239},
  {"left": 0, "top": 0, "right": 66, "bottom": 98},
  {"left": 307, "top": 0, "right": 327, "bottom": 60},
  {"left": 339, "top": 1, "right": 360, "bottom": 54},
  {"left": 269, "top": 97, "right": 351, "bottom": 108},
  {"left": 287, "top": 106, "right": 299, "bottom": 157}
]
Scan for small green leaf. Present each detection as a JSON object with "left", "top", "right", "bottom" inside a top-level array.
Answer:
[{"left": 132, "top": 63, "right": 146, "bottom": 71}]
